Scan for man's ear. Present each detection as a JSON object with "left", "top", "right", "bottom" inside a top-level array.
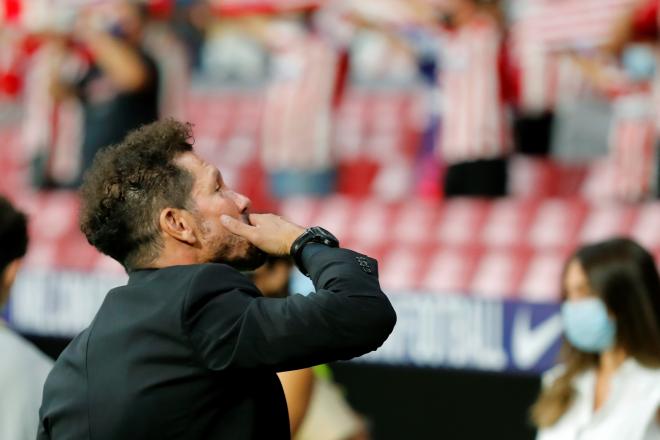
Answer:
[{"left": 159, "top": 208, "right": 198, "bottom": 245}]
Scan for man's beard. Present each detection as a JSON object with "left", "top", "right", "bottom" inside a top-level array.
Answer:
[
  {"left": 214, "top": 238, "right": 267, "bottom": 271},
  {"left": 200, "top": 219, "right": 267, "bottom": 270}
]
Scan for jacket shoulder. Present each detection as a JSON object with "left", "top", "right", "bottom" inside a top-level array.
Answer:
[
  {"left": 185, "top": 263, "right": 257, "bottom": 292},
  {"left": 181, "top": 263, "right": 261, "bottom": 318}
]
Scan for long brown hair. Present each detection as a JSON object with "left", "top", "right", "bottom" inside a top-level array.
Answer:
[{"left": 531, "top": 237, "right": 660, "bottom": 427}]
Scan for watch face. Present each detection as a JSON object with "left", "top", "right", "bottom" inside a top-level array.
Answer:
[{"left": 309, "top": 227, "right": 339, "bottom": 246}]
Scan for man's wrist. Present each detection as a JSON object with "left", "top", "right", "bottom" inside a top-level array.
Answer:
[{"left": 287, "top": 228, "right": 306, "bottom": 253}]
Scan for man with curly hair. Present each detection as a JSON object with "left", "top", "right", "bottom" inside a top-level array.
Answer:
[{"left": 37, "top": 119, "right": 396, "bottom": 439}]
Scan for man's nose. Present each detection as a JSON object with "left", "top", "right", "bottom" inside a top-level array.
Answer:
[{"left": 231, "top": 191, "right": 252, "bottom": 213}]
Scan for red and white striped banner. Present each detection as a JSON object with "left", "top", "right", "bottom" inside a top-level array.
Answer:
[
  {"left": 437, "top": 14, "right": 511, "bottom": 164},
  {"left": 511, "top": 0, "right": 639, "bottom": 111},
  {"left": 208, "top": 0, "right": 322, "bottom": 16},
  {"left": 1, "top": 0, "right": 178, "bottom": 29},
  {"left": 610, "top": 93, "right": 657, "bottom": 201}
]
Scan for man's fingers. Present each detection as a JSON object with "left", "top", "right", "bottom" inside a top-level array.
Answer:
[
  {"left": 247, "top": 213, "right": 272, "bottom": 226},
  {"left": 221, "top": 215, "right": 255, "bottom": 239}
]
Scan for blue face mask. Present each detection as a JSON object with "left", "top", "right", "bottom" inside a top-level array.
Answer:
[
  {"left": 561, "top": 297, "right": 616, "bottom": 353},
  {"left": 622, "top": 45, "right": 657, "bottom": 82}
]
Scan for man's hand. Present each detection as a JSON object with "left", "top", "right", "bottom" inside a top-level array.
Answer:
[{"left": 221, "top": 214, "right": 305, "bottom": 256}]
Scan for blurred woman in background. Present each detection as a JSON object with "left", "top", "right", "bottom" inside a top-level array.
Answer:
[{"left": 532, "top": 237, "right": 660, "bottom": 439}]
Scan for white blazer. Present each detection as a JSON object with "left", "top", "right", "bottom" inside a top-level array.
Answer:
[
  {"left": 537, "top": 359, "right": 660, "bottom": 440},
  {"left": 0, "top": 323, "right": 53, "bottom": 440}
]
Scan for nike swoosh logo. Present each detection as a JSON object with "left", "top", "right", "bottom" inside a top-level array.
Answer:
[{"left": 512, "top": 307, "right": 563, "bottom": 369}]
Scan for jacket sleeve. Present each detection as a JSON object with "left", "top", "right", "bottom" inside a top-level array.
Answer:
[{"left": 182, "top": 247, "right": 396, "bottom": 372}]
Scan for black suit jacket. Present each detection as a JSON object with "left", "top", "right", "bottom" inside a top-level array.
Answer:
[{"left": 37, "top": 246, "right": 396, "bottom": 439}]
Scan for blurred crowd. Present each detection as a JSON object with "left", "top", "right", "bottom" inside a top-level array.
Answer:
[{"left": 1, "top": 0, "right": 660, "bottom": 202}]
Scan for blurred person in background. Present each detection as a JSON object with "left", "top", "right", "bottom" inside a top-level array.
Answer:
[
  {"left": 576, "top": 0, "right": 660, "bottom": 201},
  {"left": 37, "top": 119, "right": 396, "bottom": 439},
  {"left": 141, "top": 3, "right": 189, "bottom": 121},
  {"left": 249, "top": 256, "right": 370, "bottom": 440},
  {"left": 169, "top": 1, "right": 210, "bottom": 72},
  {"left": 434, "top": 0, "right": 513, "bottom": 198},
  {"left": 48, "top": 0, "right": 159, "bottom": 186},
  {"left": 0, "top": 196, "right": 53, "bottom": 440},
  {"left": 531, "top": 237, "right": 660, "bottom": 439},
  {"left": 23, "top": 31, "right": 83, "bottom": 189},
  {"left": 606, "top": 0, "right": 660, "bottom": 65},
  {"left": 257, "top": 5, "right": 348, "bottom": 199}
]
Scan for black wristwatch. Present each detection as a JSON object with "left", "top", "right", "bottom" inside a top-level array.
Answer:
[{"left": 290, "top": 226, "right": 339, "bottom": 276}]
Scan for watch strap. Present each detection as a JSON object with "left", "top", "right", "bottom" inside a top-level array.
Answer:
[{"left": 290, "top": 227, "right": 339, "bottom": 276}]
